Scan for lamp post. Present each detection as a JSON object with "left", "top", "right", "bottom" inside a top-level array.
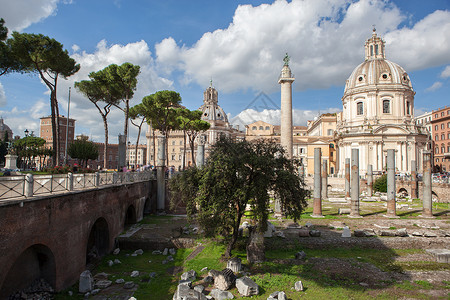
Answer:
[
  {"left": 64, "top": 87, "right": 71, "bottom": 166},
  {"left": 127, "top": 141, "right": 131, "bottom": 169},
  {"left": 24, "top": 129, "right": 29, "bottom": 170}
]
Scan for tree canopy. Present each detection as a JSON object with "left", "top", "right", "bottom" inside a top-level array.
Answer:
[
  {"left": 0, "top": 18, "right": 23, "bottom": 76},
  {"left": 170, "top": 137, "right": 309, "bottom": 258},
  {"left": 68, "top": 139, "right": 99, "bottom": 168},
  {"left": 8, "top": 32, "right": 80, "bottom": 165}
]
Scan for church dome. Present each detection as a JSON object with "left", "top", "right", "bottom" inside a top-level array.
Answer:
[
  {"left": 344, "top": 29, "right": 413, "bottom": 96},
  {"left": 199, "top": 84, "right": 229, "bottom": 123}
]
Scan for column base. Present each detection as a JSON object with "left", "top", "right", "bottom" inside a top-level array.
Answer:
[
  {"left": 311, "top": 214, "right": 325, "bottom": 218},
  {"left": 349, "top": 214, "right": 363, "bottom": 218},
  {"left": 418, "top": 214, "right": 435, "bottom": 219},
  {"left": 382, "top": 214, "right": 400, "bottom": 219}
]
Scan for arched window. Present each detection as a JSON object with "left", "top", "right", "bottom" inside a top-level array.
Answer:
[
  {"left": 435, "top": 147, "right": 439, "bottom": 154},
  {"left": 327, "top": 129, "right": 333, "bottom": 136},
  {"left": 252, "top": 126, "right": 257, "bottom": 130},
  {"left": 259, "top": 126, "right": 263, "bottom": 130},
  {"left": 383, "top": 100, "right": 390, "bottom": 113},
  {"left": 356, "top": 102, "right": 363, "bottom": 115},
  {"left": 265, "top": 126, "right": 270, "bottom": 130},
  {"left": 435, "top": 135, "right": 439, "bottom": 141},
  {"left": 406, "top": 101, "right": 410, "bottom": 115}
]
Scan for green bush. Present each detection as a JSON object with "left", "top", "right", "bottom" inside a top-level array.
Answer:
[{"left": 373, "top": 174, "right": 387, "bottom": 193}]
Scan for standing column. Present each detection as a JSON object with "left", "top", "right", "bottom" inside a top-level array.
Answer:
[
  {"left": 345, "top": 158, "right": 350, "bottom": 199},
  {"left": 278, "top": 54, "right": 295, "bottom": 158},
  {"left": 157, "top": 135, "right": 166, "bottom": 211},
  {"left": 321, "top": 159, "right": 328, "bottom": 200},
  {"left": 422, "top": 151, "right": 434, "bottom": 217},
  {"left": 196, "top": 135, "right": 206, "bottom": 168},
  {"left": 312, "top": 148, "right": 323, "bottom": 217},
  {"left": 350, "top": 149, "right": 361, "bottom": 218},
  {"left": 367, "top": 164, "right": 373, "bottom": 197},
  {"left": 411, "top": 160, "right": 418, "bottom": 199},
  {"left": 298, "top": 164, "right": 305, "bottom": 180},
  {"left": 385, "top": 149, "right": 397, "bottom": 217}
]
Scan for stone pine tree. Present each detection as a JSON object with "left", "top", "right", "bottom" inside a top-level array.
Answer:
[
  {"left": 9, "top": 32, "right": 80, "bottom": 166},
  {"left": 0, "top": 18, "right": 24, "bottom": 76},
  {"left": 75, "top": 69, "right": 121, "bottom": 169},
  {"left": 169, "top": 137, "right": 309, "bottom": 258},
  {"left": 128, "top": 103, "right": 147, "bottom": 168},
  {"left": 175, "top": 108, "right": 210, "bottom": 170},
  {"left": 100, "top": 63, "right": 140, "bottom": 139}
]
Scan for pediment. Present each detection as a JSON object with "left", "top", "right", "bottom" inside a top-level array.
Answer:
[{"left": 373, "top": 125, "right": 409, "bottom": 135}]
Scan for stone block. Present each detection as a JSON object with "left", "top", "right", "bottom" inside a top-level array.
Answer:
[
  {"left": 214, "top": 268, "right": 236, "bottom": 291},
  {"left": 95, "top": 280, "right": 112, "bottom": 289},
  {"left": 79, "top": 270, "right": 93, "bottom": 293},
  {"left": 210, "top": 289, "right": 234, "bottom": 300},
  {"left": 294, "top": 280, "right": 304, "bottom": 291},
  {"left": 278, "top": 291, "right": 288, "bottom": 300},
  {"left": 338, "top": 208, "right": 351, "bottom": 214},
  {"left": 181, "top": 270, "right": 197, "bottom": 282},
  {"left": 298, "top": 229, "right": 310, "bottom": 237},
  {"left": 227, "top": 257, "right": 242, "bottom": 273},
  {"left": 173, "top": 283, "right": 207, "bottom": 300},
  {"left": 341, "top": 226, "right": 351, "bottom": 238},
  {"left": 309, "top": 230, "right": 321, "bottom": 237},
  {"left": 236, "top": 276, "right": 259, "bottom": 296},
  {"left": 295, "top": 251, "right": 306, "bottom": 260}
]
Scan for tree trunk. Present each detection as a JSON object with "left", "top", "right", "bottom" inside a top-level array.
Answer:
[
  {"left": 50, "top": 94, "right": 57, "bottom": 167},
  {"left": 225, "top": 203, "right": 242, "bottom": 258},
  {"left": 55, "top": 98, "right": 61, "bottom": 166},
  {"left": 134, "top": 118, "right": 144, "bottom": 168},
  {"left": 152, "top": 128, "right": 156, "bottom": 166},
  {"left": 124, "top": 96, "right": 129, "bottom": 139},
  {"left": 103, "top": 114, "right": 108, "bottom": 169}
]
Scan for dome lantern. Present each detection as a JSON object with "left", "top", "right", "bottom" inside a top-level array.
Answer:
[{"left": 364, "top": 28, "right": 385, "bottom": 60}]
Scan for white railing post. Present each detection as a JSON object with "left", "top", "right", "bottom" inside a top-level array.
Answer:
[
  {"left": 67, "top": 173, "right": 74, "bottom": 191},
  {"left": 95, "top": 172, "right": 100, "bottom": 187},
  {"left": 113, "top": 171, "right": 118, "bottom": 184},
  {"left": 25, "top": 173, "right": 34, "bottom": 197}
]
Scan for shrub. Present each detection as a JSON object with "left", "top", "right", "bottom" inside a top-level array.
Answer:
[{"left": 373, "top": 174, "right": 387, "bottom": 193}]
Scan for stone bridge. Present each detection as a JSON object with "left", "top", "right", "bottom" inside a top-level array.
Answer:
[{"left": 0, "top": 179, "right": 156, "bottom": 298}]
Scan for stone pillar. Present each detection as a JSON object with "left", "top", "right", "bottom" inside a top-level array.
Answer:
[
  {"left": 24, "top": 173, "right": 33, "bottom": 197},
  {"left": 67, "top": 173, "right": 74, "bottom": 191},
  {"left": 196, "top": 136, "right": 206, "bottom": 168},
  {"left": 312, "top": 148, "right": 323, "bottom": 217},
  {"left": 117, "top": 134, "right": 126, "bottom": 170},
  {"left": 274, "top": 198, "right": 283, "bottom": 217},
  {"left": 411, "top": 160, "right": 418, "bottom": 199},
  {"left": 350, "top": 149, "right": 361, "bottom": 218},
  {"left": 367, "top": 164, "right": 373, "bottom": 197},
  {"left": 345, "top": 158, "right": 350, "bottom": 199},
  {"left": 157, "top": 135, "right": 166, "bottom": 211},
  {"left": 94, "top": 172, "right": 100, "bottom": 187},
  {"left": 298, "top": 164, "right": 305, "bottom": 180},
  {"left": 112, "top": 171, "right": 118, "bottom": 184},
  {"left": 321, "top": 159, "right": 328, "bottom": 199},
  {"left": 278, "top": 56, "right": 295, "bottom": 158},
  {"left": 386, "top": 149, "right": 397, "bottom": 217},
  {"left": 422, "top": 151, "right": 433, "bottom": 218}
]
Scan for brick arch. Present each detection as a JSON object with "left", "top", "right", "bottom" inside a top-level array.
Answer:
[
  {"left": 0, "top": 244, "right": 56, "bottom": 298},
  {"left": 124, "top": 204, "right": 137, "bottom": 226},
  {"left": 86, "top": 217, "right": 110, "bottom": 265},
  {"left": 398, "top": 187, "right": 408, "bottom": 196}
]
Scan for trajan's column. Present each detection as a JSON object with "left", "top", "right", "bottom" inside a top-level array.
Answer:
[{"left": 278, "top": 53, "right": 295, "bottom": 158}]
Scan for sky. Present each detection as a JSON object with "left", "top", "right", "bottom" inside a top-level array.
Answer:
[{"left": 0, "top": 0, "right": 450, "bottom": 144}]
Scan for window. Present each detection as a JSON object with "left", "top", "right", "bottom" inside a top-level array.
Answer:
[
  {"left": 435, "top": 147, "right": 439, "bottom": 154},
  {"left": 383, "top": 100, "right": 390, "bottom": 113},
  {"left": 179, "top": 155, "right": 182, "bottom": 160},
  {"left": 171, "top": 155, "right": 175, "bottom": 160},
  {"left": 435, "top": 114, "right": 438, "bottom": 118},
  {"left": 442, "top": 146, "right": 445, "bottom": 153},
  {"left": 435, "top": 135, "right": 438, "bottom": 141},
  {"left": 356, "top": 102, "right": 363, "bottom": 115},
  {"left": 172, "top": 141, "right": 175, "bottom": 145},
  {"left": 265, "top": 126, "right": 270, "bottom": 130},
  {"left": 448, "top": 145, "right": 450, "bottom": 152},
  {"left": 259, "top": 126, "right": 263, "bottom": 130},
  {"left": 252, "top": 126, "right": 257, "bottom": 130},
  {"left": 442, "top": 124, "right": 445, "bottom": 130},
  {"left": 370, "top": 45, "right": 373, "bottom": 56},
  {"left": 406, "top": 101, "right": 410, "bottom": 115},
  {"left": 448, "top": 122, "right": 450, "bottom": 128},
  {"left": 436, "top": 158, "right": 439, "bottom": 162},
  {"left": 442, "top": 134, "right": 445, "bottom": 140},
  {"left": 375, "top": 45, "right": 379, "bottom": 55},
  {"left": 435, "top": 125, "right": 438, "bottom": 131},
  {"left": 180, "top": 141, "right": 183, "bottom": 145},
  {"left": 327, "top": 129, "right": 333, "bottom": 136},
  {"left": 442, "top": 112, "right": 445, "bottom": 116}
]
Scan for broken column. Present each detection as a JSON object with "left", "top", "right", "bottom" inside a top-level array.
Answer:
[
  {"left": 350, "top": 149, "right": 361, "bottom": 218},
  {"left": 422, "top": 151, "right": 433, "bottom": 218},
  {"left": 157, "top": 135, "right": 166, "bottom": 211},
  {"left": 411, "top": 160, "right": 418, "bottom": 199},
  {"left": 345, "top": 158, "right": 350, "bottom": 199},
  {"left": 367, "top": 164, "right": 373, "bottom": 197},
  {"left": 321, "top": 159, "right": 328, "bottom": 200},
  {"left": 312, "top": 148, "right": 323, "bottom": 217},
  {"left": 386, "top": 149, "right": 397, "bottom": 217}
]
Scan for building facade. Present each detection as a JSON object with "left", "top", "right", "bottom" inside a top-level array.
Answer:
[
  {"left": 0, "top": 118, "right": 13, "bottom": 141},
  {"left": 335, "top": 29, "right": 428, "bottom": 175},
  {"left": 39, "top": 115, "right": 76, "bottom": 165},
  {"left": 431, "top": 106, "right": 450, "bottom": 172}
]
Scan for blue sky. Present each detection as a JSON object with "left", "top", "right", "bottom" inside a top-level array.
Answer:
[{"left": 0, "top": 0, "right": 449, "bottom": 143}]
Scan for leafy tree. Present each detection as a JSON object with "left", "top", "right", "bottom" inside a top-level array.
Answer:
[
  {"left": 139, "top": 90, "right": 182, "bottom": 166},
  {"left": 0, "top": 132, "right": 9, "bottom": 165},
  {"left": 175, "top": 108, "right": 210, "bottom": 170},
  {"left": 99, "top": 63, "right": 140, "bottom": 139},
  {"left": 68, "top": 139, "right": 99, "bottom": 168},
  {"left": 12, "top": 136, "right": 46, "bottom": 169},
  {"left": 0, "top": 18, "right": 24, "bottom": 76},
  {"left": 170, "top": 137, "right": 308, "bottom": 258},
  {"left": 75, "top": 68, "right": 122, "bottom": 169},
  {"left": 373, "top": 174, "right": 387, "bottom": 193},
  {"left": 9, "top": 32, "right": 80, "bottom": 165}
]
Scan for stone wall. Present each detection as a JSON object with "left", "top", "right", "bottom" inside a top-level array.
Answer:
[{"left": 0, "top": 180, "right": 154, "bottom": 297}]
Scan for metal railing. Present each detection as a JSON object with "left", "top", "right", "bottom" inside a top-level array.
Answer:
[{"left": 0, "top": 171, "right": 155, "bottom": 201}]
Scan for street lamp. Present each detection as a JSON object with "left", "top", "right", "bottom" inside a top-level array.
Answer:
[
  {"left": 24, "top": 129, "right": 29, "bottom": 169},
  {"left": 127, "top": 141, "right": 131, "bottom": 169}
]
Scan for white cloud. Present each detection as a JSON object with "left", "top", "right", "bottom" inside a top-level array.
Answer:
[
  {"left": 0, "top": 0, "right": 61, "bottom": 32},
  {"left": 230, "top": 107, "right": 341, "bottom": 129},
  {"left": 0, "top": 83, "right": 6, "bottom": 107},
  {"left": 441, "top": 65, "right": 450, "bottom": 78},
  {"left": 425, "top": 81, "right": 443, "bottom": 92},
  {"left": 56, "top": 39, "right": 173, "bottom": 143},
  {"left": 0, "top": 99, "right": 47, "bottom": 137},
  {"left": 71, "top": 44, "right": 80, "bottom": 53},
  {"left": 155, "top": 0, "right": 450, "bottom": 94}
]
